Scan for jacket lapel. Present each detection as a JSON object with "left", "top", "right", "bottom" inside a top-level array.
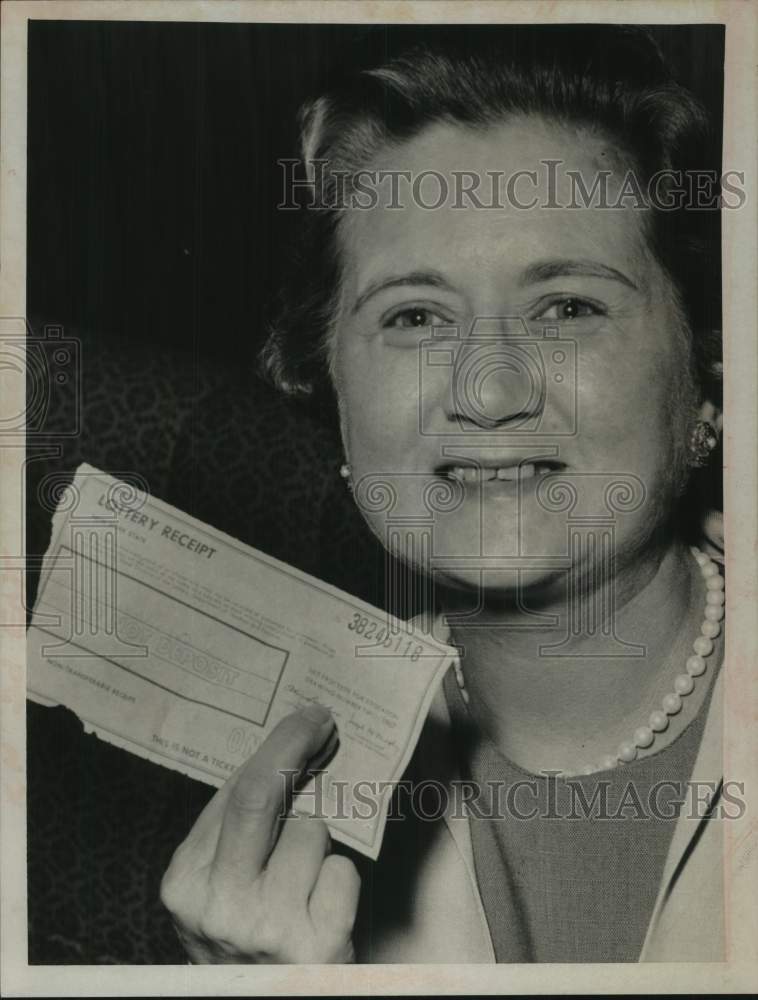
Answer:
[
  {"left": 638, "top": 669, "right": 724, "bottom": 961},
  {"left": 365, "top": 617, "right": 725, "bottom": 963},
  {"left": 413, "top": 648, "right": 726, "bottom": 964}
]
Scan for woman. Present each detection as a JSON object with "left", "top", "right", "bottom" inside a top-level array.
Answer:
[{"left": 160, "top": 27, "right": 725, "bottom": 963}]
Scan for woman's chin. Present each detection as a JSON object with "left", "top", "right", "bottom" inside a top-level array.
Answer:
[{"left": 433, "top": 564, "right": 569, "bottom": 605}]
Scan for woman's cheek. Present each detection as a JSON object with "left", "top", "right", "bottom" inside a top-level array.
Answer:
[
  {"left": 342, "top": 339, "right": 422, "bottom": 462},
  {"left": 578, "top": 339, "right": 668, "bottom": 437},
  {"left": 577, "top": 348, "right": 689, "bottom": 513}
]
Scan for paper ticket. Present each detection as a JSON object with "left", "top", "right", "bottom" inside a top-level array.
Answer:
[{"left": 27, "top": 464, "right": 455, "bottom": 860}]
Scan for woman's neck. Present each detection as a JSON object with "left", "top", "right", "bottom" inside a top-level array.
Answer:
[{"left": 443, "top": 540, "right": 721, "bottom": 775}]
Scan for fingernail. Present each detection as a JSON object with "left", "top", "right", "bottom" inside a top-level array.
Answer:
[
  {"left": 300, "top": 702, "right": 332, "bottom": 726},
  {"left": 309, "top": 730, "right": 340, "bottom": 771}
]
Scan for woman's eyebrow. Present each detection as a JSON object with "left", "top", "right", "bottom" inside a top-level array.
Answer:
[
  {"left": 350, "top": 259, "right": 638, "bottom": 315},
  {"left": 351, "top": 270, "right": 454, "bottom": 315},
  {"left": 520, "top": 258, "right": 639, "bottom": 290}
]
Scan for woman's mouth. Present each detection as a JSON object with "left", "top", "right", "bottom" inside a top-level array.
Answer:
[{"left": 439, "top": 459, "right": 565, "bottom": 484}]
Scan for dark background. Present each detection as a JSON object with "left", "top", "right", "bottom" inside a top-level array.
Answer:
[{"left": 28, "top": 21, "right": 725, "bottom": 367}]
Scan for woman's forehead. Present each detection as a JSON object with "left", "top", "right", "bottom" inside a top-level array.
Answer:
[
  {"left": 371, "top": 116, "right": 628, "bottom": 176},
  {"left": 336, "top": 118, "right": 651, "bottom": 292},
  {"left": 342, "top": 213, "right": 647, "bottom": 304}
]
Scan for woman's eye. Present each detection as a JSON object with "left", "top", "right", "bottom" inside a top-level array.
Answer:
[
  {"left": 385, "top": 307, "right": 449, "bottom": 329},
  {"left": 535, "top": 298, "right": 601, "bottom": 321}
]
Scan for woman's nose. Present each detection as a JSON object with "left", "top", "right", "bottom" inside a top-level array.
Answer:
[{"left": 449, "top": 338, "right": 546, "bottom": 430}]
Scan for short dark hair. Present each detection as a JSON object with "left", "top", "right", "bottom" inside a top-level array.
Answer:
[{"left": 261, "top": 25, "right": 722, "bottom": 406}]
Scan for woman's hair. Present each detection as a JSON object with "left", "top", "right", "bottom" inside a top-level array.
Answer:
[{"left": 261, "top": 25, "right": 722, "bottom": 408}]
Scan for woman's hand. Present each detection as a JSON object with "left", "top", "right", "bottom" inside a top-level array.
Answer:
[{"left": 160, "top": 704, "right": 361, "bottom": 963}]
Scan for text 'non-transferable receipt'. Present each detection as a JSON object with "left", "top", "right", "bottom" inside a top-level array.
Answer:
[{"left": 27, "top": 464, "right": 456, "bottom": 860}]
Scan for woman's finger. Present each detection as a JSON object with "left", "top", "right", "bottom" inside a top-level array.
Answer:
[
  {"left": 308, "top": 853, "right": 362, "bottom": 936},
  {"left": 264, "top": 813, "right": 331, "bottom": 902},
  {"left": 211, "top": 703, "right": 335, "bottom": 881}
]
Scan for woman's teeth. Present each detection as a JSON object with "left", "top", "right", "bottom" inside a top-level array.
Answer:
[{"left": 445, "top": 463, "right": 555, "bottom": 483}]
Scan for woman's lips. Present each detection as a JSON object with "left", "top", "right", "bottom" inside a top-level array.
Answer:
[{"left": 441, "top": 461, "right": 564, "bottom": 483}]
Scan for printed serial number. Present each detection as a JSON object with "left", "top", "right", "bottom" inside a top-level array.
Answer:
[{"left": 347, "top": 613, "right": 423, "bottom": 660}]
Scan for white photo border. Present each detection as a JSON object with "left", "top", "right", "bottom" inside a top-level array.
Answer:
[{"left": 1, "top": 1, "right": 756, "bottom": 995}]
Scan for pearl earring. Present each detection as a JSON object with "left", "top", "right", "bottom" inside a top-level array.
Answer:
[
  {"left": 339, "top": 463, "right": 353, "bottom": 492},
  {"left": 688, "top": 421, "right": 718, "bottom": 468}
]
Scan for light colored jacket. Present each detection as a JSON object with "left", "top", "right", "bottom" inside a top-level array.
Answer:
[{"left": 357, "top": 666, "right": 724, "bottom": 963}]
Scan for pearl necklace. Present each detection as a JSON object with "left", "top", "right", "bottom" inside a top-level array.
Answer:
[{"left": 451, "top": 546, "right": 725, "bottom": 776}]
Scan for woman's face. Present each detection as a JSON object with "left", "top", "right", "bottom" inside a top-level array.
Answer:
[{"left": 331, "top": 118, "right": 701, "bottom": 596}]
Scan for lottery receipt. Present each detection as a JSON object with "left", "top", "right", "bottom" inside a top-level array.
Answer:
[{"left": 27, "top": 464, "right": 456, "bottom": 860}]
